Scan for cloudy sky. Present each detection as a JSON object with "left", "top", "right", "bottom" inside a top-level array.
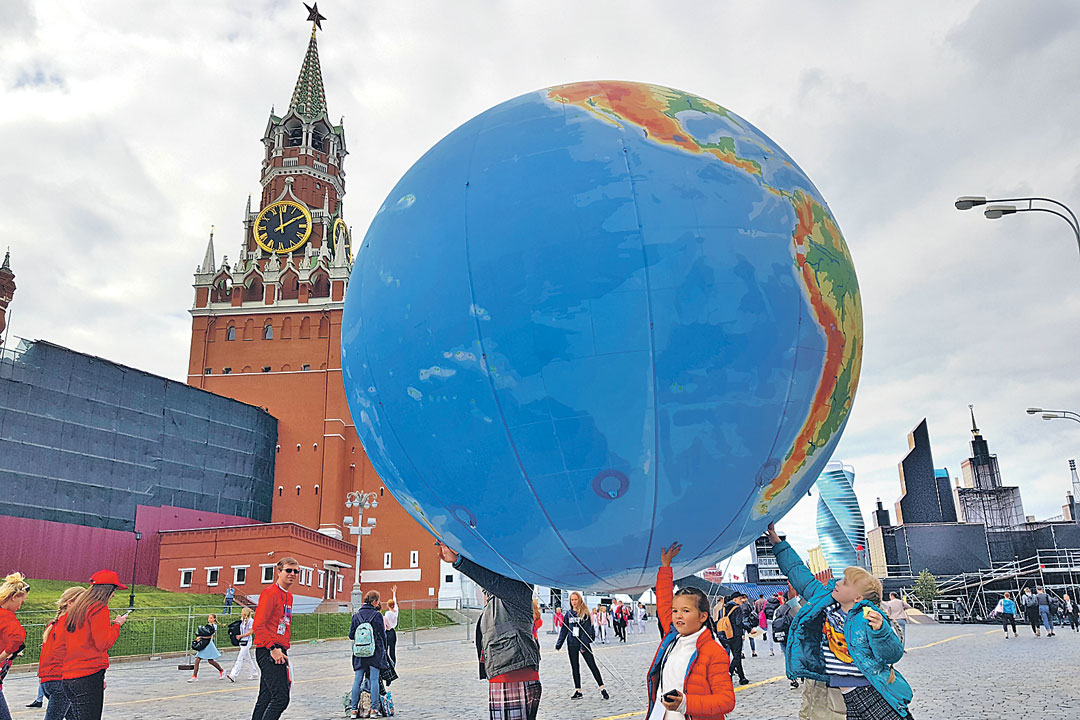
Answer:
[{"left": 3, "top": 0, "right": 1079, "bottom": 576}]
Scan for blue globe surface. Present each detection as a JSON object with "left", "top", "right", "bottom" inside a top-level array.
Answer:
[{"left": 342, "top": 81, "right": 863, "bottom": 590}]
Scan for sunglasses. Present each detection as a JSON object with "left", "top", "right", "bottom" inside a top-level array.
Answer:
[{"left": 282, "top": 568, "right": 301, "bottom": 575}]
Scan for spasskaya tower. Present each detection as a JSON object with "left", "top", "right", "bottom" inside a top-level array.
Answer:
[{"left": 185, "top": 4, "right": 439, "bottom": 604}]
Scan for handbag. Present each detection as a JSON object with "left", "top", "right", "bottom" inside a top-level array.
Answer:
[{"left": 192, "top": 624, "right": 213, "bottom": 652}]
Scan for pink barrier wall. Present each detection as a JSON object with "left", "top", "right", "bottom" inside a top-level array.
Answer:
[{"left": 4, "top": 506, "right": 258, "bottom": 586}]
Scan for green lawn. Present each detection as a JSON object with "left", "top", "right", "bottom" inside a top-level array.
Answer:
[
  {"left": 12, "top": 580, "right": 457, "bottom": 665},
  {"left": 17, "top": 578, "right": 227, "bottom": 617}
]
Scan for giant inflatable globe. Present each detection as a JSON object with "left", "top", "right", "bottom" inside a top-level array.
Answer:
[{"left": 341, "top": 81, "right": 862, "bottom": 590}]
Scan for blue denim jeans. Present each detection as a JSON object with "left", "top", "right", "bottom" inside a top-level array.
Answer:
[
  {"left": 1039, "top": 607, "right": 1053, "bottom": 632},
  {"left": 351, "top": 666, "right": 381, "bottom": 712},
  {"left": 0, "top": 687, "right": 12, "bottom": 720},
  {"left": 41, "top": 680, "right": 70, "bottom": 720}
]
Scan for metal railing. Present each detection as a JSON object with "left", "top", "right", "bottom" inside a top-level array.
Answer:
[{"left": 13, "top": 601, "right": 462, "bottom": 666}]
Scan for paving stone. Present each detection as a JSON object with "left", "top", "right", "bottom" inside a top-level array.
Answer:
[{"left": 2, "top": 622, "right": 1077, "bottom": 718}]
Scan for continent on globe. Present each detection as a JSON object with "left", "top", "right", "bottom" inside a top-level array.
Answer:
[{"left": 342, "top": 80, "right": 862, "bottom": 590}]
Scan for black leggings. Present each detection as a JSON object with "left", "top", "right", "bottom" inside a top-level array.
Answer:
[
  {"left": 62, "top": 669, "right": 106, "bottom": 720},
  {"left": 567, "top": 645, "right": 604, "bottom": 689},
  {"left": 1026, "top": 607, "right": 1040, "bottom": 632},
  {"left": 386, "top": 628, "right": 397, "bottom": 666},
  {"left": 999, "top": 612, "right": 1016, "bottom": 634}
]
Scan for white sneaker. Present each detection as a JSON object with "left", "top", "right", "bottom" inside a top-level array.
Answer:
[{"left": 187, "top": 676, "right": 198, "bottom": 683}]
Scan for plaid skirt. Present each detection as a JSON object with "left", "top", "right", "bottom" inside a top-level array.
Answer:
[
  {"left": 842, "top": 685, "right": 909, "bottom": 720},
  {"left": 488, "top": 680, "right": 542, "bottom": 720}
]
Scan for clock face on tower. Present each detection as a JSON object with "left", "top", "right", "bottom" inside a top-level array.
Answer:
[{"left": 254, "top": 200, "right": 313, "bottom": 254}]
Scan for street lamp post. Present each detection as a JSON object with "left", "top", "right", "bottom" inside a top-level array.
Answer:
[
  {"left": 955, "top": 195, "right": 1080, "bottom": 257},
  {"left": 1026, "top": 407, "right": 1080, "bottom": 425},
  {"left": 345, "top": 490, "right": 378, "bottom": 611},
  {"left": 128, "top": 531, "right": 142, "bottom": 609}
]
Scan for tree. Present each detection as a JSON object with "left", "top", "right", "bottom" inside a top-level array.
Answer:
[{"left": 911, "top": 569, "right": 939, "bottom": 608}]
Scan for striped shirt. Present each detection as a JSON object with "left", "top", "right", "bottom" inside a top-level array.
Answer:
[{"left": 821, "top": 603, "right": 863, "bottom": 677}]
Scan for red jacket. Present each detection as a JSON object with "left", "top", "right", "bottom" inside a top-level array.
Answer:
[
  {"left": 647, "top": 567, "right": 736, "bottom": 720},
  {"left": 38, "top": 620, "right": 66, "bottom": 682},
  {"left": 62, "top": 606, "right": 121, "bottom": 679},
  {"left": 253, "top": 583, "right": 293, "bottom": 649},
  {"left": 0, "top": 608, "right": 25, "bottom": 656}
]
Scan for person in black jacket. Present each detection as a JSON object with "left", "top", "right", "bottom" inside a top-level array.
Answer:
[
  {"left": 349, "top": 591, "right": 388, "bottom": 718},
  {"left": 438, "top": 543, "right": 542, "bottom": 720},
  {"left": 722, "top": 593, "right": 751, "bottom": 685},
  {"left": 555, "top": 592, "right": 609, "bottom": 701}
]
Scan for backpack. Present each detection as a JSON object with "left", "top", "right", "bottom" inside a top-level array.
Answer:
[
  {"left": 717, "top": 605, "right": 737, "bottom": 640},
  {"left": 353, "top": 620, "right": 376, "bottom": 657},
  {"left": 227, "top": 619, "right": 242, "bottom": 647},
  {"left": 772, "top": 607, "right": 792, "bottom": 644}
]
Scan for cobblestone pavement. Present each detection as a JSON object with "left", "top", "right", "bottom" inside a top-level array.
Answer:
[{"left": 4, "top": 621, "right": 1078, "bottom": 719}]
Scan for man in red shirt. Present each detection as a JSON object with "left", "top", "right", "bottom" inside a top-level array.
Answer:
[{"left": 251, "top": 557, "right": 298, "bottom": 720}]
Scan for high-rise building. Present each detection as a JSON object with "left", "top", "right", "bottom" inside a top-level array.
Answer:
[
  {"left": 180, "top": 12, "right": 439, "bottom": 605},
  {"left": 895, "top": 419, "right": 957, "bottom": 524},
  {"left": 815, "top": 461, "right": 867, "bottom": 572},
  {"left": 953, "top": 406, "right": 1025, "bottom": 529}
]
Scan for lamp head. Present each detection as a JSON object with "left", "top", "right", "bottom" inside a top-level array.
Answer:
[
  {"left": 1026, "top": 407, "right": 1043, "bottom": 414},
  {"left": 1042, "top": 413, "right": 1059, "bottom": 420},
  {"left": 955, "top": 195, "right": 987, "bottom": 211},
  {"left": 984, "top": 204, "right": 1017, "bottom": 219}
]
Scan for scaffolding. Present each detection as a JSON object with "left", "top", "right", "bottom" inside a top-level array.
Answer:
[{"left": 933, "top": 548, "right": 1080, "bottom": 620}]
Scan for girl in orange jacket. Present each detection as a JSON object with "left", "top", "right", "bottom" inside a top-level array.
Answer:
[
  {"left": 646, "top": 543, "right": 736, "bottom": 720},
  {"left": 0, "top": 572, "right": 31, "bottom": 720},
  {"left": 60, "top": 570, "right": 130, "bottom": 720},
  {"left": 37, "top": 586, "right": 86, "bottom": 720}
]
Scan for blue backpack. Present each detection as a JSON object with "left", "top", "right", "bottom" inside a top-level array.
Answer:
[{"left": 353, "top": 621, "right": 375, "bottom": 657}]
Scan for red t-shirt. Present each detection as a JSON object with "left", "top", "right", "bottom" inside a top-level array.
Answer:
[
  {"left": 37, "top": 620, "right": 67, "bottom": 682},
  {"left": 253, "top": 583, "right": 293, "bottom": 649},
  {"left": 491, "top": 668, "right": 540, "bottom": 683},
  {"left": 62, "top": 606, "right": 121, "bottom": 680},
  {"left": 0, "top": 608, "right": 26, "bottom": 656}
]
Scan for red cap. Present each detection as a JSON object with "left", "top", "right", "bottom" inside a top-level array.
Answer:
[{"left": 90, "top": 569, "right": 129, "bottom": 590}]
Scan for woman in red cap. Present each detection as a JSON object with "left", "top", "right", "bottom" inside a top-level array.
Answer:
[
  {"left": 0, "top": 572, "right": 31, "bottom": 720},
  {"left": 60, "top": 570, "right": 130, "bottom": 720}
]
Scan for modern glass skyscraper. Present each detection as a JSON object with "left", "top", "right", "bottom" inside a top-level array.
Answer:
[{"left": 816, "top": 461, "right": 867, "bottom": 572}]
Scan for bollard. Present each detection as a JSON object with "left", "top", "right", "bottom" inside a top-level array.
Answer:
[
  {"left": 408, "top": 600, "right": 420, "bottom": 650},
  {"left": 151, "top": 617, "right": 157, "bottom": 655}
]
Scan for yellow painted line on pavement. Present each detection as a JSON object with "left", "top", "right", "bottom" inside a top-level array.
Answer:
[
  {"left": 906, "top": 632, "right": 973, "bottom": 650},
  {"left": 984, "top": 629, "right": 1001, "bottom": 635},
  {"left": 593, "top": 674, "right": 787, "bottom": 720},
  {"left": 10, "top": 660, "right": 477, "bottom": 715}
]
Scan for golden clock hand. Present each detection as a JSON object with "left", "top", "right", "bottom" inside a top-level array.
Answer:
[{"left": 278, "top": 215, "right": 305, "bottom": 231}]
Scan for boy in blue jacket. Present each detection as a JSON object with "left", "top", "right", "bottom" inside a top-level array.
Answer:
[{"left": 765, "top": 523, "right": 913, "bottom": 719}]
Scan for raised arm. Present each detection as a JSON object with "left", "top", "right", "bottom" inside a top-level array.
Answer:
[
  {"left": 655, "top": 542, "right": 681, "bottom": 636},
  {"left": 766, "top": 523, "right": 828, "bottom": 601}
]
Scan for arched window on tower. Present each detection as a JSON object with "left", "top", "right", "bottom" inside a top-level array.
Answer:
[
  {"left": 309, "top": 271, "right": 330, "bottom": 299},
  {"left": 299, "top": 316, "right": 311, "bottom": 339},
  {"left": 243, "top": 318, "right": 255, "bottom": 341},
  {"left": 226, "top": 324, "right": 236, "bottom": 341},
  {"left": 242, "top": 275, "right": 263, "bottom": 303},
  {"left": 286, "top": 118, "right": 303, "bottom": 147},
  {"left": 311, "top": 124, "right": 327, "bottom": 153},
  {"left": 318, "top": 316, "right": 330, "bottom": 339},
  {"left": 279, "top": 270, "right": 299, "bottom": 301},
  {"left": 281, "top": 316, "right": 293, "bottom": 339},
  {"left": 263, "top": 323, "right": 273, "bottom": 340},
  {"left": 211, "top": 275, "right": 232, "bottom": 303}
]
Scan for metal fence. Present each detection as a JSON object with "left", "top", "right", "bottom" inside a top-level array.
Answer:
[{"left": 14, "top": 601, "right": 462, "bottom": 666}]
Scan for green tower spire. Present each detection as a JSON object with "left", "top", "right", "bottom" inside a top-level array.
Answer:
[{"left": 289, "top": 5, "right": 327, "bottom": 119}]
